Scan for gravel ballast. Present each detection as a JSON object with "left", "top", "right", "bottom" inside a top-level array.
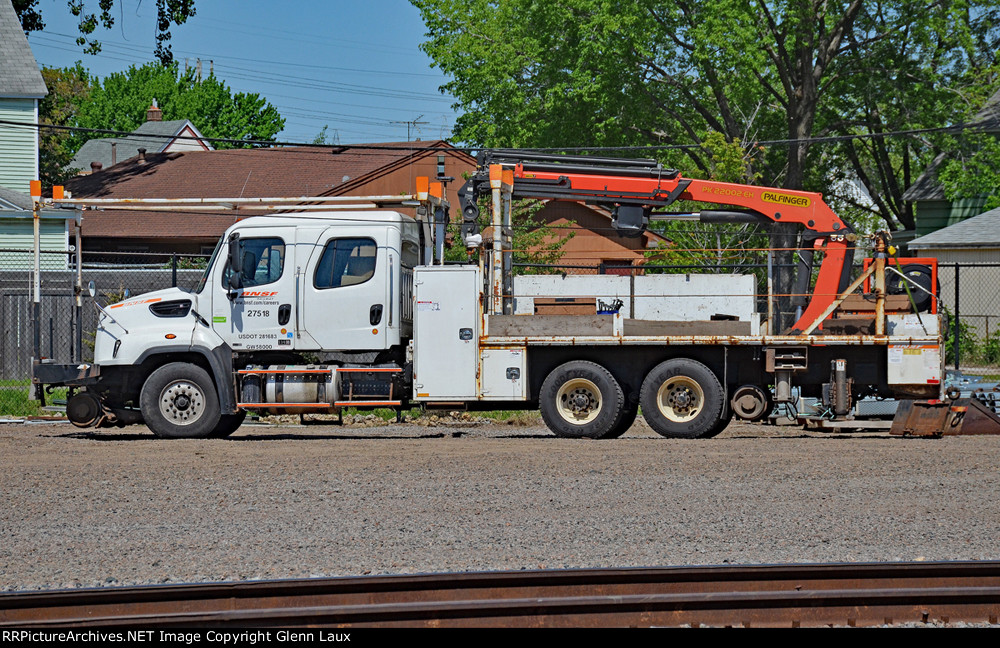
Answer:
[{"left": 1, "top": 417, "right": 999, "bottom": 592}]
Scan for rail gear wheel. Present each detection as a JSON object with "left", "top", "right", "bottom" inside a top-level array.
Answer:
[
  {"left": 66, "top": 391, "right": 105, "bottom": 428},
  {"left": 731, "top": 384, "right": 773, "bottom": 422},
  {"left": 640, "top": 358, "right": 725, "bottom": 439},
  {"left": 140, "top": 362, "right": 221, "bottom": 439},
  {"left": 539, "top": 361, "right": 624, "bottom": 439}
]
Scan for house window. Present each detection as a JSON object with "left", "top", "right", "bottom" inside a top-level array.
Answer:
[{"left": 314, "top": 238, "right": 377, "bottom": 289}]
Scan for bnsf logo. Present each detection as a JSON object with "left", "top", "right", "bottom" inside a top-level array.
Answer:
[{"left": 240, "top": 291, "right": 278, "bottom": 297}]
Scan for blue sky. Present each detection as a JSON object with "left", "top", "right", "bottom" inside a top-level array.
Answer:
[{"left": 26, "top": 0, "right": 459, "bottom": 144}]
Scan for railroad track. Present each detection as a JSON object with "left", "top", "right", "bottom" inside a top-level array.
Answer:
[{"left": 2, "top": 561, "right": 999, "bottom": 628}]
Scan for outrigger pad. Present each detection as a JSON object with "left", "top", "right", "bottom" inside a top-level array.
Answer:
[{"left": 890, "top": 398, "right": 1000, "bottom": 437}]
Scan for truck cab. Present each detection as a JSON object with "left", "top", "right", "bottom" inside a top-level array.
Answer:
[
  {"left": 203, "top": 211, "right": 420, "bottom": 354},
  {"left": 56, "top": 210, "right": 421, "bottom": 438}
]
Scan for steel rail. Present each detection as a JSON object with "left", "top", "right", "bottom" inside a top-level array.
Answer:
[{"left": 2, "top": 562, "right": 1000, "bottom": 628}]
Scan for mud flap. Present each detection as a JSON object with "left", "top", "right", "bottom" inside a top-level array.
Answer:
[{"left": 890, "top": 398, "right": 1000, "bottom": 437}]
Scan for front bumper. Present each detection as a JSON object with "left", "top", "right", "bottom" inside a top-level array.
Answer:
[{"left": 32, "top": 361, "right": 101, "bottom": 387}]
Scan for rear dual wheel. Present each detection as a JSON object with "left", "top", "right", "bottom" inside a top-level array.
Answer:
[
  {"left": 539, "top": 361, "right": 624, "bottom": 439},
  {"left": 640, "top": 358, "right": 725, "bottom": 439},
  {"left": 600, "top": 399, "right": 638, "bottom": 439}
]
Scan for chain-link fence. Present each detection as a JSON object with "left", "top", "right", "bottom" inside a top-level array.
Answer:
[
  {"left": 939, "top": 263, "right": 1000, "bottom": 374},
  {"left": 0, "top": 250, "right": 208, "bottom": 417}
]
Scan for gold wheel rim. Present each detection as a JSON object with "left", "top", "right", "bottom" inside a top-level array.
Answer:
[
  {"left": 656, "top": 376, "right": 704, "bottom": 423},
  {"left": 555, "top": 378, "right": 602, "bottom": 425}
]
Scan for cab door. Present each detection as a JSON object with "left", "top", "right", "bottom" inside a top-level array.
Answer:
[
  {"left": 300, "top": 226, "right": 390, "bottom": 351},
  {"left": 211, "top": 230, "right": 296, "bottom": 351}
]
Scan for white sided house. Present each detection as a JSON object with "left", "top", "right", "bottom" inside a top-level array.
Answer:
[
  {"left": 0, "top": 0, "right": 76, "bottom": 268},
  {"left": 0, "top": 0, "right": 47, "bottom": 194}
]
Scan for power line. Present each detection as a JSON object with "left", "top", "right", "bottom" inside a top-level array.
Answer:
[
  {"left": 28, "top": 32, "right": 456, "bottom": 142},
  {"left": 1, "top": 117, "right": 989, "bottom": 154},
  {"left": 30, "top": 32, "right": 454, "bottom": 102},
  {"left": 0, "top": 118, "right": 462, "bottom": 152}
]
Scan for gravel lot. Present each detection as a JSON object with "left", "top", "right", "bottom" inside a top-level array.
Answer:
[{"left": 2, "top": 415, "right": 999, "bottom": 592}]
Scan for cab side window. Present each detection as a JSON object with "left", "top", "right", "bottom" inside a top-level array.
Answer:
[
  {"left": 314, "top": 238, "right": 377, "bottom": 289},
  {"left": 222, "top": 237, "right": 285, "bottom": 288}
]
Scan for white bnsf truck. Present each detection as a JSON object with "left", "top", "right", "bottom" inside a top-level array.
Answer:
[{"left": 34, "top": 156, "right": 943, "bottom": 439}]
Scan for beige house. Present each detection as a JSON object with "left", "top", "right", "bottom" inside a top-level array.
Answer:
[{"left": 909, "top": 206, "right": 1000, "bottom": 343}]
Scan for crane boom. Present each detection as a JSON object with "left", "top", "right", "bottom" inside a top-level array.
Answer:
[{"left": 457, "top": 150, "right": 855, "bottom": 333}]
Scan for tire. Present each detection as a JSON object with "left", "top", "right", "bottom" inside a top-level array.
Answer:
[
  {"left": 698, "top": 408, "right": 734, "bottom": 439},
  {"left": 210, "top": 411, "right": 247, "bottom": 438},
  {"left": 140, "top": 363, "right": 221, "bottom": 439},
  {"left": 639, "top": 358, "right": 725, "bottom": 439},
  {"left": 539, "top": 361, "right": 624, "bottom": 439},
  {"left": 599, "top": 399, "right": 638, "bottom": 439},
  {"left": 887, "top": 263, "right": 936, "bottom": 312}
]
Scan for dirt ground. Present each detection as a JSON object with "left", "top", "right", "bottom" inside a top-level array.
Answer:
[{"left": 2, "top": 416, "right": 999, "bottom": 592}]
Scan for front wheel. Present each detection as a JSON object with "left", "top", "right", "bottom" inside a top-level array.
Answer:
[
  {"left": 539, "top": 361, "right": 624, "bottom": 439},
  {"left": 140, "top": 363, "right": 221, "bottom": 439},
  {"left": 640, "top": 358, "right": 724, "bottom": 439}
]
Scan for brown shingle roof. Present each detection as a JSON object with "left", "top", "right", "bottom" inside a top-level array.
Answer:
[{"left": 64, "top": 142, "right": 473, "bottom": 238}]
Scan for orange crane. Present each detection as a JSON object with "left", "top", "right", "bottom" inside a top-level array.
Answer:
[{"left": 457, "top": 150, "right": 855, "bottom": 333}]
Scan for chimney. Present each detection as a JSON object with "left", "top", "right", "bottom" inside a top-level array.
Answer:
[
  {"left": 137, "top": 148, "right": 147, "bottom": 164},
  {"left": 111, "top": 142, "right": 117, "bottom": 166},
  {"left": 146, "top": 99, "right": 162, "bottom": 122},
  {"left": 90, "top": 161, "right": 103, "bottom": 173}
]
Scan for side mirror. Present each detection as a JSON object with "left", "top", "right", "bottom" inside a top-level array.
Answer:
[
  {"left": 123, "top": 288, "right": 131, "bottom": 299},
  {"left": 227, "top": 234, "right": 243, "bottom": 296},
  {"left": 88, "top": 280, "right": 96, "bottom": 298}
]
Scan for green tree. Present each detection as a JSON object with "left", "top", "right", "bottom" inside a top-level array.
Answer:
[
  {"left": 938, "top": 132, "right": 1000, "bottom": 211},
  {"left": 414, "top": 0, "right": 999, "bottom": 325},
  {"left": 14, "top": 0, "right": 196, "bottom": 64},
  {"left": 38, "top": 63, "right": 93, "bottom": 185},
  {"left": 66, "top": 62, "right": 284, "bottom": 153},
  {"left": 645, "top": 133, "right": 770, "bottom": 287},
  {"left": 414, "top": 0, "right": 998, "bottom": 225}
]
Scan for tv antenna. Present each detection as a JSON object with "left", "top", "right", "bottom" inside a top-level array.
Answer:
[{"left": 391, "top": 114, "right": 429, "bottom": 141}]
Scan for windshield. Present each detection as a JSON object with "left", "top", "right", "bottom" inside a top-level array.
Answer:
[{"left": 195, "top": 237, "right": 224, "bottom": 294}]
